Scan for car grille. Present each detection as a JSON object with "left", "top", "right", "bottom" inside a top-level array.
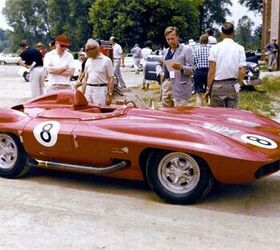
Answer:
[{"left": 255, "top": 160, "right": 280, "bottom": 179}]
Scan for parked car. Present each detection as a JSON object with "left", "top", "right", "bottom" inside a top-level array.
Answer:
[
  {"left": 0, "top": 89, "right": 280, "bottom": 204},
  {"left": 0, "top": 54, "right": 20, "bottom": 65}
]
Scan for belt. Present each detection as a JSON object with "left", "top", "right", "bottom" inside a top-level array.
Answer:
[
  {"left": 214, "top": 78, "right": 237, "bottom": 82},
  {"left": 87, "top": 83, "right": 107, "bottom": 87},
  {"left": 114, "top": 58, "right": 121, "bottom": 60}
]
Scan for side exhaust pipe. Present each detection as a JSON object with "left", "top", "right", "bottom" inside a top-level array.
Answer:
[{"left": 35, "top": 160, "right": 129, "bottom": 175}]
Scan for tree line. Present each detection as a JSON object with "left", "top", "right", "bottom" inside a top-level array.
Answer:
[{"left": 1, "top": 0, "right": 262, "bottom": 53}]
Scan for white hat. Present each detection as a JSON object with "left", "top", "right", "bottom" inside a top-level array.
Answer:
[{"left": 188, "top": 39, "right": 196, "bottom": 46}]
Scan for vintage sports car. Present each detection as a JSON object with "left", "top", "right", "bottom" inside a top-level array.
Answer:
[{"left": 0, "top": 89, "right": 280, "bottom": 204}]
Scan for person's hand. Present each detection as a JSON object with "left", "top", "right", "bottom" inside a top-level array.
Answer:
[
  {"left": 172, "top": 63, "right": 182, "bottom": 71},
  {"left": 205, "top": 89, "right": 211, "bottom": 103},
  {"left": 106, "top": 93, "right": 113, "bottom": 105}
]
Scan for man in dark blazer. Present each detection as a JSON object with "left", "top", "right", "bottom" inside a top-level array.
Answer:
[{"left": 161, "top": 26, "right": 194, "bottom": 107}]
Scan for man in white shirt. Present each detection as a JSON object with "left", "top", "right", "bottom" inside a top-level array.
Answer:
[
  {"left": 206, "top": 22, "right": 246, "bottom": 108},
  {"left": 44, "top": 34, "right": 75, "bottom": 92},
  {"left": 109, "top": 36, "right": 126, "bottom": 88},
  {"left": 141, "top": 40, "right": 153, "bottom": 90},
  {"left": 82, "top": 39, "right": 114, "bottom": 106}
]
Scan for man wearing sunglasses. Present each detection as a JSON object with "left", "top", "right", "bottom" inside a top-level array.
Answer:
[
  {"left": 81, "top": 39, "right": 114, "bottom": 106},
  {"left": 44, "top": 34, "right": 75, "bottom": 92}
]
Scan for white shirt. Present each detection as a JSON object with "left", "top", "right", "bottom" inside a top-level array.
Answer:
[
  {"left": 208, "top": 38, "right": 246, "bottom": 80},
  {"left": 44, "top": 50, "right": 75, "bottom": 84},
  {"left": 140, "top": 47, "right": 152, "bottom": 66},
  {"left": 112, "top": 43, "right": 123, "bottom": 59},
  {"left": 85, "top": 54, "right": 114, "bottom": 84}
]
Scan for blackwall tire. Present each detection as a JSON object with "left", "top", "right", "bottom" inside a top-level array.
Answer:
[
  {"left": 146, "top": 151, "right": 214, "bottom": 204},
  {"left": 0, "top": 133, "right": 29, "bottom": 178}
]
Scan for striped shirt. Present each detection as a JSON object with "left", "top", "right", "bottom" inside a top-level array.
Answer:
[{"left": 193, "top": 44, "right": 210, "bottom": 69}]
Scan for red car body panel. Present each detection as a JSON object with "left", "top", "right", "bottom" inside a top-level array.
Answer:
[{"left": 1, "top": 89, "right": 280, "bottom": 183}]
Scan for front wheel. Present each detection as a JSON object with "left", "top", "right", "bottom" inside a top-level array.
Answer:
[
  {"left": 0, "top": 133, "right": 30, "bottom": 178},
  {"left": 146, "top": 151, "right": 214, "bottom": 204}
]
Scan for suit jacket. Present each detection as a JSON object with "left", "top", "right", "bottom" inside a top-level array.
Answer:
[{"left": 163, "top": 44, "right": 194, "bottom": 99}]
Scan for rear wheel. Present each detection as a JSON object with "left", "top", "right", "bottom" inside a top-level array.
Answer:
[
  {"left": 0, "top": 133, "right": 30, "bottom": 178},
  {"left": 146, "top": 151, "right": 214, "bottom": 204}
]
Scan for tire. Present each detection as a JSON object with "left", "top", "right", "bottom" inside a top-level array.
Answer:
[
  {"left": 0, "top": 133, "right": 30, "bottom": 178},
  {"left": 146, "top": 151, "right": 214, "bottom": 204},
  {"left": 0, "top": 60, "right": 6, "bottom": 65},
  {"left": 23, "top": 71, "right": 30, "bottom": 82}
]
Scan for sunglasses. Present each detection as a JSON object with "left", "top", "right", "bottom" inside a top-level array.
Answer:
[
  {"left": 59, "top": 44, "right": 68, "bottom": 48},
  {"left": 86, "top": 47, "right": 97, "bottom": 52}
]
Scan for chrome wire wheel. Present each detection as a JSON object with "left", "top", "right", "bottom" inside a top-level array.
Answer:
[
  {"left": 157, "top": 152, "right": 200, "bottom": 195},
  {"left": 0, "top": 134, "right": 18, "bottom": 170}
]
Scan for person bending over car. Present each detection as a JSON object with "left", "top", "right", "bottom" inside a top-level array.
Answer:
[
  {"left": 18, "top": 40, "right": 45, "bottom": 98},
  {"left": 82, "top": 39, "right": 114, "bottom": 106}
]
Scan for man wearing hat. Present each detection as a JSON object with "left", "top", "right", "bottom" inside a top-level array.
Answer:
[
  {"left": 18, "top": 40, "right": 45, "bottom": 98},
  {"left": 44, "top": 34, "right": 75, "bottom": 92}
]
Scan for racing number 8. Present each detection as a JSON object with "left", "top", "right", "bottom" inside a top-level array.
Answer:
[
  {"left": 33, "top": 121, "right": 60, "bottom": 147},
  {"left": 40, "top": 123, "right": 54, "bottom": 143},
  {"left": 241, "top": 134, "right": 277, "bottom": 149},
  {"left": 246, "top": 135, "right": 272, "bottom": 147}
]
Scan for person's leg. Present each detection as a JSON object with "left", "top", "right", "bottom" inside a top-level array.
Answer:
[
  {"left": 29, "top": 68, "right": 41, "bottom": 98},
  {"left": 209, "top": 84, "right": 226, "bottom": 107},
  {"left": 90, "top": 86, "right": 107, "bottom": 106},
  {"left": 268, "top": 53, "right": 273, "bottom": 71},
  {"left": 161, "top": 80, "right": 173, "bottom": 107},
  {"left": 114, "top": 59, "right": 126, "bottom": 87},
  {"left": 38, "top": 68, "right": 45, "bottom": 95}
]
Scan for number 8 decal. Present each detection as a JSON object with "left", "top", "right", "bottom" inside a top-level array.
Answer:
[
  {"left": 241, "top": 134, "right": 277, "bottom": 149},
  {"left": 33, "top": 121, "right": 60, "bottom": 147}
]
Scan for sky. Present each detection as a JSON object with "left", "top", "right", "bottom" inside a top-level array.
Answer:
[{"left": 0, "top": 0, "right": 262, "bottom": 31}]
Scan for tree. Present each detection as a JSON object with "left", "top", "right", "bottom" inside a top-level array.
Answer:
[
  {"left": 235, "top": 15, "right": 255, "bottom": 49},
  {"left": 89, "top": 0, "right": 202, "bottom": 50},
  {"left": 199, "top": 0, "right": 232, "bottom": 34},
  {"left": 48, "top": 0, "right": 93, "bottom": 50},
  {"left": 239, "top": 0, "right": 263, "bottom": 13},
  {"left": 3, "top": 0, "right": 50, "bottom": 51}
]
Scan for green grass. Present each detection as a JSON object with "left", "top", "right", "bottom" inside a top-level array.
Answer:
[
  {"left": 239, "top": 77, "right": 280, "bottom": 117},
  {"left": 136, "top": 77, "right": 280, "bottom": 118}
]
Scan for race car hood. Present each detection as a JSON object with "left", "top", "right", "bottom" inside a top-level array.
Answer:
[{"left": 96, "top": 106, "right": 280, "bottom": 161}]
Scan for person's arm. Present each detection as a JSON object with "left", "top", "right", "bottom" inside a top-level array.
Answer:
[
  {"left": 172, "top": 46, "right": 194, "bottom": 76},
  {"left": 106, "top": 76, "right": 114, "bottom": 105},
  {"left": 205, "top": 61, "right": 216, "bottom": 100},
  {"left": 81, "top": 72, "right": 88, "bottom": 94},
  {"left": 18, "top": 57, "right": 29, "bottom": 68},
  {"left": 238, "top": 66, "right": 246, "bottom": 85}
]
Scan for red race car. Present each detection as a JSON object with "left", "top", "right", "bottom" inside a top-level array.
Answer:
[{"left": 0, "top": 89, "right": 280, "bottom": 204}]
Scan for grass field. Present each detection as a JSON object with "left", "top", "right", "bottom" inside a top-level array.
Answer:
[{"left": 138, "top": 77, "right": 280, "bottom": 118}]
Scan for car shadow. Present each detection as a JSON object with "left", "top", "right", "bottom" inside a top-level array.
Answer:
[{"left": 23, "top": 167, "right": 280, "bottom": 216}]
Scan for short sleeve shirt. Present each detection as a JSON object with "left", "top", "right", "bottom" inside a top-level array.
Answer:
[
  {"left": 19, "top": 47, "right": 43, "bottom": 67},
  {"left": 208, "top": 38, "right": 246, "bottom": 80},
  {"left": 85, "top": 54, "right": 114, "bottom": 84},
  {"left": 44, "top": 50, "right": 75, "bottom": 84},
  {"left": 113, "top": 43, "right": 123, "bottom": 59}
]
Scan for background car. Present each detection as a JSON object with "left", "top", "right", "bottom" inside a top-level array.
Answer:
[{"left": 0, "top": 54, "right": 20, "bottom": 65}]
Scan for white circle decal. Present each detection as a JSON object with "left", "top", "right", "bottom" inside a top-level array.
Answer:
[
  {"left": 33, "top": 121, "right": 60, "bottom": 147},
  {"left": 241, "top": 134, "right": 277, "bottom": 149}
]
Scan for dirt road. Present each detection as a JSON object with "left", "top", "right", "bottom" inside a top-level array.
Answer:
[{"left": 0, "top": 65, "right": 280, "bottom": 249}]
